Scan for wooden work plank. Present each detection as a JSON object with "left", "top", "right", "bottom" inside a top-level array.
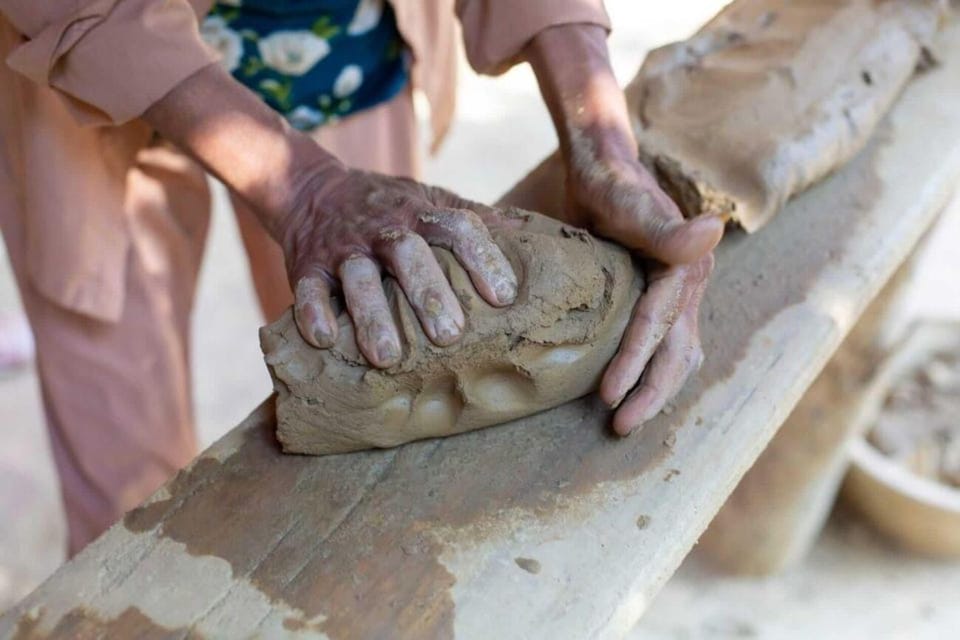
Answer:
[{"left": 5, "top": 20, "right": 960, "bottom": 640}]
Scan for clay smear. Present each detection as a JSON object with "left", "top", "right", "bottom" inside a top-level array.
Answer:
[
  {"left": 625, "top": 0, "right": 945, "bottom": 231},
  {"left": 260, "top": 210, "right": 643, "bottom": 455}
]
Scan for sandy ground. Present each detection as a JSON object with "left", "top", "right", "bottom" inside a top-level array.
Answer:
[{"left": 2, "top": 1, "right": 960, "bottom": 636}]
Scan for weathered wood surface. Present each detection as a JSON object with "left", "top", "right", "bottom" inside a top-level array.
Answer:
[{"left": 5, "top": 19, "right": 960, "bottom": 640}]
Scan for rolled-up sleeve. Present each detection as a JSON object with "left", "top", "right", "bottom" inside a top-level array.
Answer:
[
  {"left": 2, "top": 0, "right": 218, "bottom": 125},
  {"left": 456, "top": 0, "right": 610, "bottom": 75}
]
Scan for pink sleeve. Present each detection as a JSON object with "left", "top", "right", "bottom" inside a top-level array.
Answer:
[
  {"left": 455, "top": 0, "right": 611, "bottom": 75},
  {"left": 2, "top": 0, "right": 218, "bottom": 125}
]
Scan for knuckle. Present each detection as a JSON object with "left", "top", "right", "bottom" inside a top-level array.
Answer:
[
  {"left": 339, "top": 252, "right": 374, "bottom": 270},
  {"left": 377, "top": 229, "right": 429, "bottom": 262},
  {"left": 295, "top": 275, "right": 330, "bottom": 299},
  {"left": 640, "top": 380, "right": 662, "bottom": 399},
  {"left": 450, "top": 208, "right": 486, "bottom": 233},
  {"left": 401, "top": 235, "right": 434, "bottom": 264},
  {"left": 367, "top": 189, "right": 412, "bottom": 210},
  {"left": 420, "top": 208, "right": 488, "bottom": 239},
  {"left": 629, "top": 309, "right": 658, "bottom": 332},
  {"left": 377, "top": 226, "right": 414, "bottom": 245}
]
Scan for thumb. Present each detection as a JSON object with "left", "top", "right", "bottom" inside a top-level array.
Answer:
[{"left": 599, "top": 184, "right": 724, "bottom": 264}]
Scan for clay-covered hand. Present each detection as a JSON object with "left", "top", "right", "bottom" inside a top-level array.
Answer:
[
  {"left": 526, "top": 23, "right": 723, "bottom": 434},
  {"left": 142, "top": 64, "right": 516, "bottom": 369},
  {"left": 600, "top": 255, "right": 713, "bottom": 435},
  {"left": 562, "top": 137, "right": 718, "bottom": 435},
  {"left": 278, "top": 165, "right": 519, "bottom": 368}
]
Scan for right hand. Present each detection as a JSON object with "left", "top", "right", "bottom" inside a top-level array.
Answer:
[
  {"left": 278, "top": 165, "right": 519, "bottom": 368},
  {"left": 139, "top": 63, "right": 516, "bottom": 369}
]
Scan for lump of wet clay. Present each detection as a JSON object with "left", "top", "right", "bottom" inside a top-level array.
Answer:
[
  {"left": 625, "top": 0, "right": 947, "bottom": 232},
  {"left": 260, "top": 211, "right": 643, "bottom": 455}
]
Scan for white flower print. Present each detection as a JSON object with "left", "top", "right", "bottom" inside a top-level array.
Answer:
[
  {"left": 287, "top": 105, "right": 325, "bottom": 130},
  {"left": 332, "top": 65, "right": 364, "bottom": 98},
  {"left": 257, "top": 31, "right": 331, "bottom": 76},
  {"left": 347, "top": 0, "right": 384, "bottom": 36},
  {"left": 200, "top": 16, "right": 244, "bottom": 73}
]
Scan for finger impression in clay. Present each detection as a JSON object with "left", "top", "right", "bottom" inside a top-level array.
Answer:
[
  {"left": 260, "top": 210, "right": 643, "bottom": 455},
  {"left": 625, "top": 0, "right": 947, "bottom": 232}
]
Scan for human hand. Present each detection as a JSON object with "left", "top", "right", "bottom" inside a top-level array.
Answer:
[
  {"left": 600, "top": 255, "right": 712, "bottom": 435},
  {"left": 526, "top": 23, "right": 723, "bottom": 433},
  {"left": 142, "top": 64, "right": 517, "bottom": 369},
  {"left": 278, "top": 166, "right": 519, "bottom": 368},
  {"left": 562, "top": 134, "right": 718, "bottom": 435}
]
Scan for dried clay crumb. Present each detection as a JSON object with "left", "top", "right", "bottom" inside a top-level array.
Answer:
[{"left": 514, "top": 557, "right": 542, "bottom": 574}]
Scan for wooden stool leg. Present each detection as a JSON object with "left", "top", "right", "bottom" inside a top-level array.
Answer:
[{"left": 697, "top": 256, "right": 916, "bottom": 575}]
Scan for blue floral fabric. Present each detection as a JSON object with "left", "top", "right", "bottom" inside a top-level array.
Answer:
[{"left": 202, "top": 0, "right": 409, "bottom": 131}]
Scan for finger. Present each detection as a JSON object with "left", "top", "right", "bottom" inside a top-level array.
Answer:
[
  {"left": 377, "top": 231, "right": 465, "bottom": 347},
  {"left": 612, "top": 314, "right": 704, "bottom": 436},
  {"left": 417, "top": 208, "right": 518, "bottom": 306},
  {"left": 689, "top": 253, "right": 714, "bottom": 305},
  {"left": 602, "top": 184, "right": 724, "bottom": 264},
  {"left": 598, "top": 265, "right": 694, "bottom": 408},
  {"left": 339, "top": 256, "right": 402, "bottom": 368},
  {"left": 423, "top": 185, "right": 523, "bottom": 231},
  {"left": 293, "top": 274, "right": 338, "bottom": 348}
]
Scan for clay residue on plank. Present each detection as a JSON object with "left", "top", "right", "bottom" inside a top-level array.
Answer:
[
  {"left": 625, "top": 0, "right": 944, "bottom": 231},
  {"left": 12, "top": 606, "right": 188, "bottom": 640},
  {"left": 125, "top": 417, "right": 457, "bottom": 640}
]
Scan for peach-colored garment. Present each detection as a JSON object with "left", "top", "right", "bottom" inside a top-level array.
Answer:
[
  {"left": 0, "top": 140, "right": 211, "bottom": 555},
  {"left": 0, "top": 90, "right": 419, "bottom": 555},
  {"left": 0, "top": 0, "right": 609, "bottom": 552},
  {"left": 1, "top": 0, "right": 609, "bottom": 321}
]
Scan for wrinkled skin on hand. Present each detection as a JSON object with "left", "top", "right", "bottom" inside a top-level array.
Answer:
[
  {"left": 564, "top": 141, "right": 719, "bottom": 435},
  {"left": 138, "top": 62, "right": 521, "bottom": 390},
  {"left": 601, "top": 254, "right": 713, "bottom": 435},
  {"left": 277, "top": 166, "right": 519, "bottom": 368},
  {"left": 528, "top": 23, "right": 723, "bottom": 435}
]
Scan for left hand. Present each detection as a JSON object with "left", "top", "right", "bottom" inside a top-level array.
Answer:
[
  {"left": 525, "top": 23, "right": 724, "bottom": 435},
  {"left": 600, "top": 254, "right": 713, "bottom": 435}
]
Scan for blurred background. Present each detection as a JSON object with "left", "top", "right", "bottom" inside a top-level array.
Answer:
[{"left": 3, "top": 1, "right": 960, "bottom": 637}]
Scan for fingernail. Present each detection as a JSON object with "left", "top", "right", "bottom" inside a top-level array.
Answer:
[
  {"left": 433, "top": 315, "right": 461, "bottom": 345},
  {"left": 638, "top": 406, "right": 661, "bottom": 425},
  {"left": 313, "top": 327, "right": 334, "bottom": 348},
  {"left": 691, "top": 215, "right": 725, "bottom": 238},
  {"left": 376, "top": 338, "right": 400, "bottom": 365},
  {"left": 496, "top": 279, "right": 517, "bottom": 305},
  {"left": 613, "top": 420, "right": 635, "bottom": 438}
]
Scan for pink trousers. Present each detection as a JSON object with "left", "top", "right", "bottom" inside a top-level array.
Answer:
[{"left": 0, "top": 91, "right": 418, "bottom": 556}]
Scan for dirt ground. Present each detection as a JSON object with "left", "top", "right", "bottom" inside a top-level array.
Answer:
[{"left": 2, "top": 1, "right": 960, "bottom": 636}]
